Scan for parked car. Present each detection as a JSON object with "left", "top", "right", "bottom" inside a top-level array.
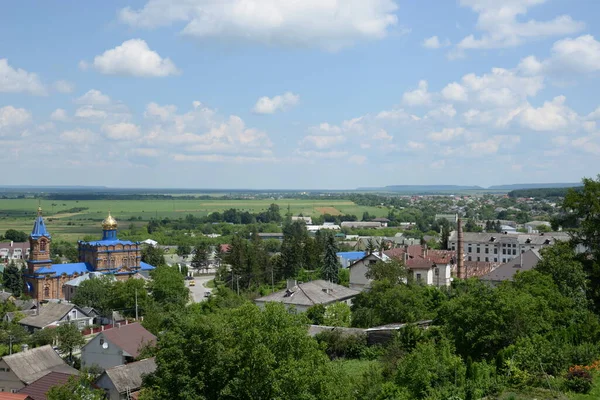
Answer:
[
  {"left": 185, "top": 275, "right": 193, "bottom": 280},
  {"left": 189, "top": 280, "right": 196, "bottom": 287},
  {"left": 204, "top": 291, "right": 211, "bottom": 298}
]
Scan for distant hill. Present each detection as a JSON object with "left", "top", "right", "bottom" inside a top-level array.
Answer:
[{"left": 488, "top": 183, "right": 582, "bottom": 190}]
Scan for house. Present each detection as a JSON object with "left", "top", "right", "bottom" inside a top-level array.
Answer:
[
  {"left": 0, "top": 394, "right": 33, "bottom": 400},
  {"left": 140, "top": 239, "right": 157, "bottom": 247},
  {"left": 306, "top": 224, "right": 341, "bottom": 232},
  {"left": 524, "top": 221, "right": 551, "bottom": 233},
  {"left": 340, "top": 221, "right": 384, "bottom": 229},
  {"left": 292, "top": 216, "right": 313, "bottom": 225},
  {"left": 348, "top": 252, "right": 390, "bottom": 290},
  {"left": 95, "top": 357, "right": 156, "bottom": 400},
  {"left": 256, "top": 233, "right": 285, "bottom": 241},
  {"left": 18, "top": 303, "right": 93, "bottom": 332},
  {"left": 480, "top": 249, "right": 541, "bottom": 285},
  {"left": 254, "top": 280, "right": 360, "bottom": 312},
  {"left": 0, "top": 345, "right": 78, "bottom": 393},
  {"left": 434, "top": 214, "right": 458, "bottom": 224},
  {"left": 17, "top": 372, "right": 73, "bottom": 400},
  {"left": 371, "top": 218, "right": 390, "bottom": 227},
  {"left": 336, "top": 251, "right": 366, "bottom": 269},
  {"left": 63, "top": 272, "right": 116, "bottom": 302},
  {"left": 81, "top": 322, "right": 157, "bottom": 371},
  {"left": 0, "top": 242, "right": 30, "bottom": 261}
]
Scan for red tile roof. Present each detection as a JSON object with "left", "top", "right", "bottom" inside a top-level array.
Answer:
[
  {"left": 17, "top": 372, "right": 72, "bottom": 400},
  {"left": 385, "top": 246, "right": 456, "bottom": 269},
  {"left": 101, "top": 322, "right": 156, "bottom": 358},
  {"left": 219, "top": 244, "right": 231, "bottom": 253},
  {"left": 0, "top": 394, "right": 32, "bottom": 400}
]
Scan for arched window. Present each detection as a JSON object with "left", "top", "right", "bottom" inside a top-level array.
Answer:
[
  {"left": 40, "top": 240, "right": 46, "bottom": 252},
  {"left": 44, "top": 286, "right": 50, "bottom": 298}
]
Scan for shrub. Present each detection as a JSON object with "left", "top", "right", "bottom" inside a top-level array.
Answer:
[
  {"left": 315, "top": 330, "right": 368, "bottom": 359},
  {"left": 564, "top": 365, "right": 593, "bottom": 394}
]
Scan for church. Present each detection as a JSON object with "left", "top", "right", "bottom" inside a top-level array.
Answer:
[{"left": 24, "top": 208, "right": 155, "bottom": 301}]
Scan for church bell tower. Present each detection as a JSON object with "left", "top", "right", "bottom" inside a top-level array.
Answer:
[{"left": 28, "top": 206, "right": 52, "bottom": 274}]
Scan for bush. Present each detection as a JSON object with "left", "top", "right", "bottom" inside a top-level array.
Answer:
[
  {"left": 315, "top": 330, "right": 368, "bottom": 359},
  {"left": 564, "top": 366, "right": 593, "bottom": 393}
]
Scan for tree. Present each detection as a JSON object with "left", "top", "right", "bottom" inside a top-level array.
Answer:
[
  {"left": 191, "top": 242, "right": 209, "bottom": 272},
  {"left": 4, "top": 229, "right": 28, "bottom": 242},
  {"left": 149, "top": 266, "right": 188, "bottom": 308},
  {"left": 321, "top": 233, "right": 340, "bottom": 283},
  {"left": 323, "top": 302, "right": 352, "bottom": 327},
  {"left": 3, "top": 261, "right": 22, "bottom": 297},
  {"left": 365, "top": 259, "right": 406, "bottom": 284},
  {"left": 176, "top": 244, "right": 191, "bottom": 258},
  {"left": 365, "top": 238, "right": 376, "bottom": 255},
  {"left": 142, "top": 246, "right": 166, "bottom": 267},
  {"left": 362, "top": 211, "right": 372, "bottom": 221},
  {"left": 30, "top": 327, "right": 56, "bottom": 347},
  {"left": 71, "top": 276, "right": 113, "bottom": 316},
  {"left": 109, "top": 278, "right": 149, "bottom": 317},
  {"left": 47, "top": 374, "right": 104, "bottom": 400},
  {"left": 55, "top": 323, "right": 85, "bottom": 365}
]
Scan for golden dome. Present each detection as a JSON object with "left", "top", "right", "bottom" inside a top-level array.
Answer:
[{"left": 102, "top": 212, "right": 118, "bottom": 230}]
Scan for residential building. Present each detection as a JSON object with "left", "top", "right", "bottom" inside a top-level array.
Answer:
[
  {"left": 480, "top": 249, "right": 541, "bottom": 285},
  {"left": 348, "top": 253, "right": 390, "bottom": 290},
  {"left": 256, "top": 233, "right": 285, "bottom": 241},
  {"left": 22, "top": 208, "right": 156, "bottom": 301},
  {"left": 18, "top": 303, "right": 93, "bottom": 332},
  {"left": 336, "top": 251, "right": 366, "bottom": 269},
  {"left": 524, "top": 221, "right": 552, "bottom": 233},
  {"left": 371, "top": 218, "right": 390, "bottom": 227},
  {"left": 254, "top": 280, "right": 360, "bottom": 312},
  {"left": 0, "top": 346, "right": 77, "bottom": 393},
  {"left": 0, "top": 394, "right": 33, "bottom": 400},
  {"left": 447, "top": 231, "right": 567, "bottom": 264},
  {"left": 95, "top": 357, "right": 156, "bottom": 400},
  {"left": 292, "top": 216, "right": 313, "bottom": 224},
  {"left": 80, "top": 322, "right": 157, "bottom": 371},
  {"left": 434, "top": 214, "right": 458, "bottom": 224},
  {"left": 17, "top": 372, "right": 73, "bottom": 400},
  {"left": 0, "top": 242, "right": 29, "bottom": 261},
  {"left": 306, "top": 224, "right": 340, "bottom": 232},
  {"left": 340, "top": 221, "right": 385, "bottom": 229}
]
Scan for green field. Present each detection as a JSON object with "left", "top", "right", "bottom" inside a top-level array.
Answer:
[{"left": 0, "top": 198, "right": 389, "bottom": 242}]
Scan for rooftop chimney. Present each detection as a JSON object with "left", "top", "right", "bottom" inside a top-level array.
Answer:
[
  {"left": 457, "top": 218, "right": 465, "bottom": 280},
  {"left": 21, "top": 344, "right": 29, "bottom": 352},
  {"left": 286, "top": 279, "right": 297, "bottom": 290}
]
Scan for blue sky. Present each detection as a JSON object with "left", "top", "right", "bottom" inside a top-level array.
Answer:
[{"left": 1, "top": 0, "right": 599, "bottom": 189}]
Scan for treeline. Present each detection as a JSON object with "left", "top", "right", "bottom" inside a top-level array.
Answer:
[{"left": 508, "top": 186, "right": 582, "bottom": 199}]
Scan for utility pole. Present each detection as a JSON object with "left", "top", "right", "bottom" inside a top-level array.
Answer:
[
  {"left": 236, "top": 275, "right": 240, "bottom": 296},
  {"left": 9, "top": 335, "right": 13, "bottom": 355}
]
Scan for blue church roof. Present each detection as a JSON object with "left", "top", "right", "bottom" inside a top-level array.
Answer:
[
  {"left": 140, "top": 262, "right": 156, "bottom": 271},
  {"left": 83, "top": 239, "right": 138, "bottom": 246},
  {"left": 31, "top": 215, "right": 51, "bottom": 239},
  {"left": 35, "top": 262, "right": 94, "bottom": 277}
]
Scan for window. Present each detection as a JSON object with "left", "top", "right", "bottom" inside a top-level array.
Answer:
[
  {"left": 451, "top": 246, "right": 455, "bottom": 251},
  {"left": 485, "top": 248, "right": 489, "bottom": 254},
  {"left": 40, "top": 240, "right": 46, "bottom": 252},
  {"left": 512, "top": 249, "right": 516, "bottom": 255},
  {"left": 468, "top": 256, "right": 472, "bottom": 261},
  {"left": 485, "top": 257, "right": 489, "bottom": 262},
  {"left": 468, "top": 247, "right": 472, "bottom": 253},
  {"left": 494, "top": 258, "right": 497, "bottom": 262},
  {"left": 44, "top": 286, "right": 50, "bottom": 298},
  {"left": 494, "top": 248, "right": 498, "bottom": 254},
  {"left": 477, "top": 257, "right": 480, "bottom": 261},
  {"left": 476, "top": 248, "right": 480, "bottom": 253},
  {"left": 434, "top": 268, "right": 439, "bottom": 276},
  {"left": 502, "top": 249, "right": 506, "bottom": 255},
  {"left": 100, "top": 339, "right": 104, "bottom": 346},
  {"left": 522, "top": 250, "right": 525, "bottom": 253},
  {"left": 416, "top": 273, "right": 422, "bottom": 282}
]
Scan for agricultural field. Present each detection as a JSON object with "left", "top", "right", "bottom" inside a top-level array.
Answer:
[{"left": 0, "top": 198, "right": 389, "bottom": 242}]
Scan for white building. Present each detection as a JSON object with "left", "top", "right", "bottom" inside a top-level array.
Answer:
[
  {"left": 348, "top": 253, "right": 389, "bottom": 290},
  {"left": 447, "top": 231, "right": 569, "bottom": 264}
]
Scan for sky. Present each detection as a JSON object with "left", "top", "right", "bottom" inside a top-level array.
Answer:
[{"left": 1, "top": 0, "right": 599, "bottom": 190}]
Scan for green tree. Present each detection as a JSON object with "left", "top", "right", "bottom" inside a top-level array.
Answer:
[
  {"left": 30, "top": 327, "right": 56, "bottom": 347},
  {"left": 141, "top": 302, "right": 352, "bottom": 400},
  {"left": 71, "top": 276, "right": 113, "bottom": 316},
  {"left": 176, "top": 244, "right": 191, "bottom": 258},
  {"left": 365, "top": 238, "right": 376, "bottom": 255},
  {"left": 149, "top": 266, "right": 188, "bottom": 308},
  {"left": 323, "top": 302, "right": 352, "bottom": 327},
  {"left": 141, "top": 246, "right": 166, "bottom": 267},
  {"left": 47, "top": 374, "right": 104, "bottom": 400},
  {"left": 321, "top": 233, "right": 340, "bottom": 283},
  {"left": 191, "top": 243, "right": 209, "bottom": 272},
  {"left": 4, "top": 229, "right": 28, "bottom": 242},
  {"left": 3, "top": 261, "right": 22, "bottom": 297},
  {"left": 55, "top": 323, "right": 85, "bottom": 365},
  {"left": 109, "top": 278, "right": 149, "bottom": 317},
  {"left": 365, "top": 259, "right": 406, "bottom": 284}
]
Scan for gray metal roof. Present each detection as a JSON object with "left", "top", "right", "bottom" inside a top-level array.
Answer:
[
  {"left": 255, "top": 280, "right": 360, "bottom": 307},
  {"left": 102, "top": 357, "right": 156, "bottom": 394},
  {"left": 480, "top": 249, "right": 541, "bottom": 282},
  {"left": 307, "top": 325, "right": 365, "bottom": 337},
  {"left": 19, "top": 303, "right": 89, "bottom": 329},
  {"left": 2, "top": 345, "right": 78, "bottom": 384},
  {"left": 448, "top": 231, "right": 569, "bottom": 245}
]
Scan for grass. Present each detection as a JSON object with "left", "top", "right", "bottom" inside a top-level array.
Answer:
[
  {"left": 0, "top": 198, "right": 389, "bottom": 242},
  {"left": 334, "top": 359, "right": 378, "bottom": 381}
]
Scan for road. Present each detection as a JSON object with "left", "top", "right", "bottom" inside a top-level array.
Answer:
[{"left": 188, "top": 275, "right": 215, "bottom": 303}]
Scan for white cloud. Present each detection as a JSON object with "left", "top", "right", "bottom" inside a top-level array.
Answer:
[
  {"left": 0, "top": 106, "right": 31, "bottom": 133},
  {"left": 301, "top": 135, "right": 346, "bottom": 149},
  {"left": 0, "top": 59, "right": 46, "bottom": 95},
  {"left": 295, "top": 150, "right": 348, "bottom": 159},
  {"left": 372, "top": 129, "right": 393, "bottom": 140},
  {"left": 427, "top": 104, "right": 457, "bottom": 119},
  {"left": 517, "top": 55, "right": 543, "bottom": 76},
  {"left": 53, "top": 80, "right": 75, "bottom": 93},
  {"left": 76, "top": 89, "right": 111, "bottom": 105},
  {"left": 253, "top": 92, "right": 299, "bottom": 114},
  {"left": 309, "top": 123, "right": 343, "bottom": 135},
  {"left": 131, "top": 148, "right": 160, "bottom": 157},
  {"left": 119, "top": 0, "right": 400, "bottom": 51},
  {"left": 428, "top": 127, "right": 465, "bottom": 142},
  {"left": 422, "top": 36, "right": 450, "bottom": 49},
  {"left": 402, "top": 80, "right": 432, "bottom": 106},
  {"left": 60, "top": 128, "right": 97, "bottom": 144},
  {"left": 145, "top": 102, "right": 177, "bottom": 121},
  {"left": 517, "top": 95, "right": 579, "bottom": 132},
  {"left": 102, "top": 123, "right": 141, "bottom": 140},
  {"left": 50, "top": 109, "right": 68, "bottom": 121},
  {"left": 75, "top": 107, "right": 108, "bottom": 121},
  {"left": 349, "top": 155, "right": 367, "bottom": 165},
  {"left": 456, "top": 0, "right": 584, "bottom": 52},
  {"left": 543, "top": 35, "right": 600, "bottom": 74},
  {"left": 441, "top": 82, "right": 468, "bottom": 102},
  {"left": 589, "top": 107, "right": 600, "bottom": 120},
  {"left": 82, "top": 39, "right": 180, "bottom": 77},
  {"left": 407, "top": 141, "right": 425, "bottom": 150}
]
